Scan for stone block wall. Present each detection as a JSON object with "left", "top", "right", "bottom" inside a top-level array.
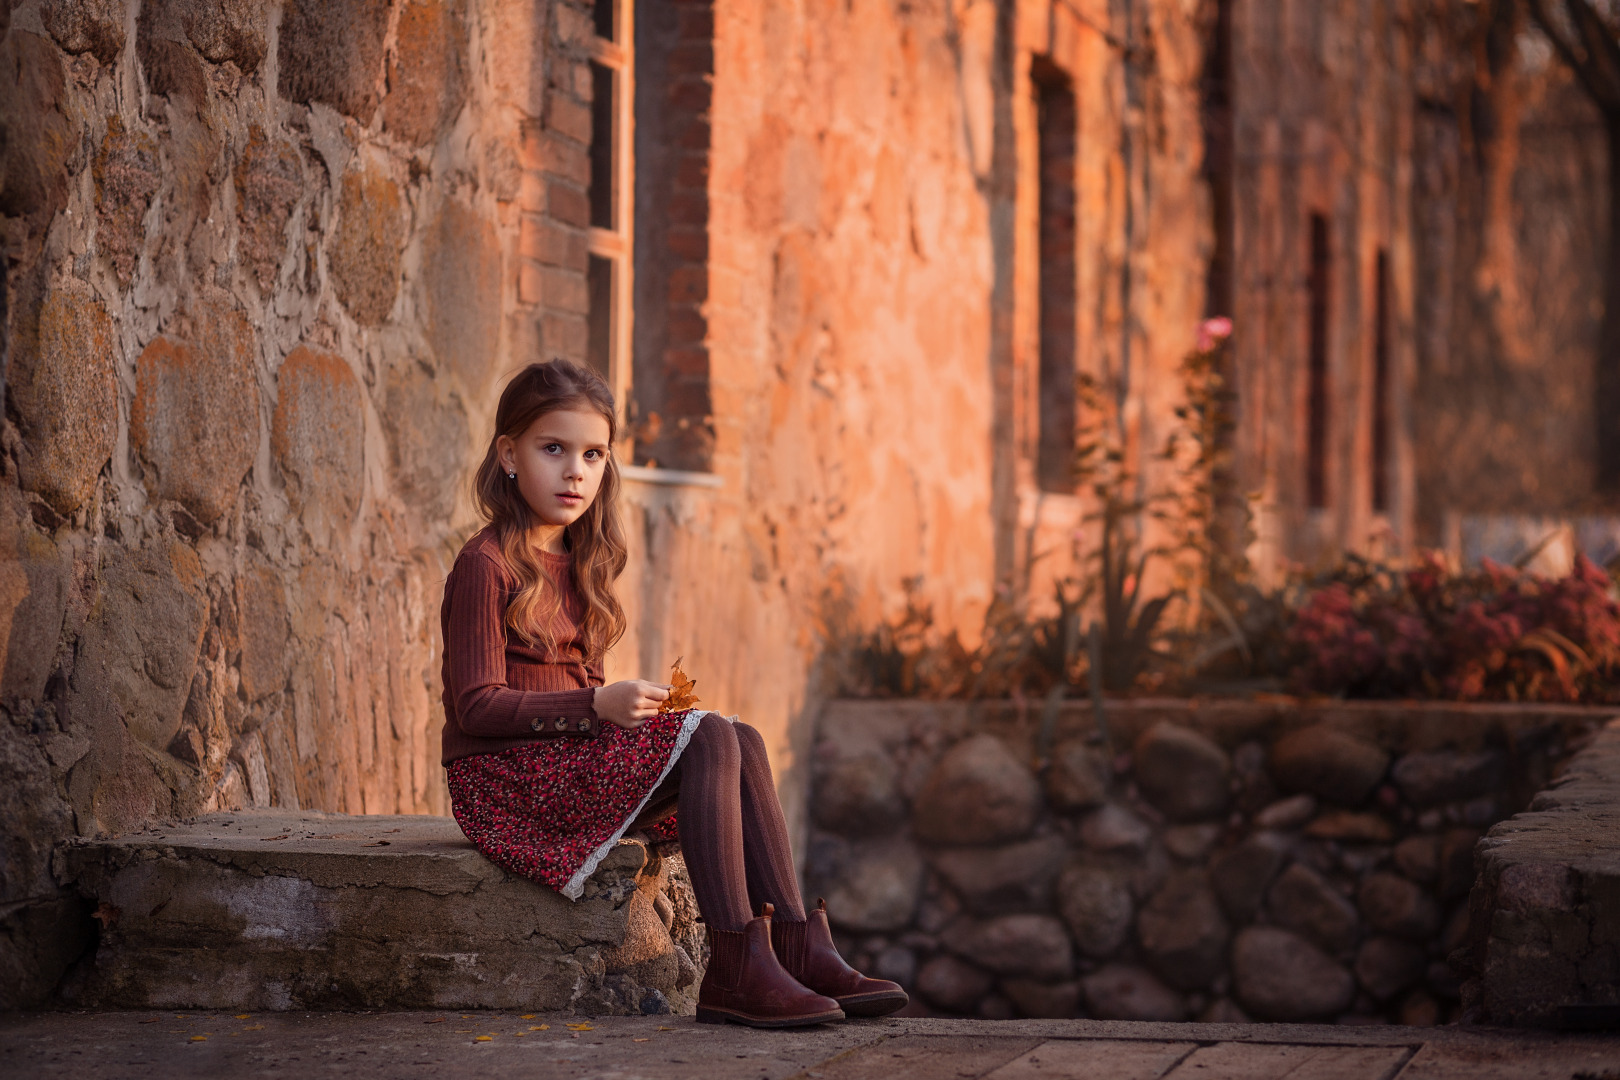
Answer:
[
  {"left": 806, "top": 699, "right": 1609, "bottom": 1025},
  {"left": 0, "top": 0, "right": 606, "bottom": 1007}
]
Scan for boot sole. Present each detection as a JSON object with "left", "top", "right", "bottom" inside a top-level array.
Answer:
[
  {"left": 837, "top": 990, "right": 909, "bottom": 1018},
  {"left": 695, "top": 1005, "right": 845, "bottom": 1028}
]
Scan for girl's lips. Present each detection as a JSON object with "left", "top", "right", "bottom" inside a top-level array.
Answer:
[{"left": 556, "top": 492, "right": 583, "bottom": 502}]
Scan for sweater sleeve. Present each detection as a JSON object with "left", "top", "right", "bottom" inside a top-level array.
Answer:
[{"left": 443, "top": 550, "right": 602, "bottom": 739}]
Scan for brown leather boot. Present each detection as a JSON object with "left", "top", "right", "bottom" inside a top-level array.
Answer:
[
  {"left": 772, "top": 899, "right": 909, "bottom": 1018},
  {"left": 696, "top": 903, "right": 845, "bottom": 1028}
]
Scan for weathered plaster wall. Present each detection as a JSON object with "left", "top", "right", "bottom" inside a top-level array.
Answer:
[
  {"left": 1225, "top": 1, "right": 1616, "bottom": 572},
  {"left": 1411, "top": 6, "right": 1609, "bottom": 539},
  {"left": 1226, "top": 0, "right": 1418, "bottom": 576},
  {"left": 1011, "top": 0, "right": 1213, "bottom": 612},
  {"left": 613, "top": 0, "right": 1213, "bottom": 843}
]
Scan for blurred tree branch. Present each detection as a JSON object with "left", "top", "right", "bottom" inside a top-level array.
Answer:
[{"left": 1525, "top": 0, "right": 1620, "bottom": 107}]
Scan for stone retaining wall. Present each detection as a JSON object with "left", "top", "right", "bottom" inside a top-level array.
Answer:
[{"left": 805, "top": 699, "right": 1612, "bottom": 1025}]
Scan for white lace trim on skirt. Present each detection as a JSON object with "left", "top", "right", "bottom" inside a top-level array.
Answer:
[{"left": 560, "top": 708, "right": 720, "bottom": 901}]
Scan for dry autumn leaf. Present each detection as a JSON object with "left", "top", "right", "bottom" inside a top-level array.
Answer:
[{"left": 659, "top": 658, "right": 700, "bottom": 714}]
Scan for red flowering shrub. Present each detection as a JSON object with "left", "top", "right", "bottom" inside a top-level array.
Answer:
[{"left": 1284, "top": 555, "right": 1620, "bottom": 703}]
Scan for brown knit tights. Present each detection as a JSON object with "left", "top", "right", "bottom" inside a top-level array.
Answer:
[{"left": 632, "top": 713, "right": 804, "bottom": 932}]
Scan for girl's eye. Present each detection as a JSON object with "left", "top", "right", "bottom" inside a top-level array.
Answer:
[
  {"left": 584, "top": 449, "right": 603, "bottom": 461},
  {"left": 543, "top": 443, "right": 563, "bottom": 454}
]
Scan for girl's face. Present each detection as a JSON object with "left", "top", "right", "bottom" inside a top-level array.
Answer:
[{"left": 497, "top": 407, "right": 612, "bottom": 535}]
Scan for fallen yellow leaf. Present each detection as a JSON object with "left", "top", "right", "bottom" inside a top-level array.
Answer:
[
  {"left": 633, "top": 1037, "right": 651, "bottom": 1042},
  {"left": 565, "top": 1022, "right": 594, "bottom": 1031},
  {"left": 514, "top": 1033, "right": 525, "bottom": 1038},
  {"left": 234, "top": 1014, "right": 249, "bottom": 1020},
  {"left": 243, "top": 1025, "right": 264, "bottom": 1031},
  {"left": 475, "top": 1035, "right": 492, "bottom": 1042},
  {"left": 659, "top": 658, "right": 700, "bottom": 713},
  {"left": 529, "top": 1025, "right": 549, "bottom": 1031},
  {"left": 190, "top": 1036, "right": 206, "bottom": 1042},
  {"left": 461, "top": 1014, "right": 472, "bottom": 1019},
  {"left": 657, "top": 1025, "right": 673, "bottom": 1030},
  {"left": 521, "top": 1013, "right": 536, "bottom": 1019}
]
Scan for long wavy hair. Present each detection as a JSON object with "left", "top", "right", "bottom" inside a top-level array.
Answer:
[{"left": 473, "top": 360, "right": 628, "bottom": 661}]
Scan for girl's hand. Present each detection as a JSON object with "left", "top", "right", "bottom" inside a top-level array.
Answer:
[{"left": 593, "top": 680, "right": 671, "bottom": 730}]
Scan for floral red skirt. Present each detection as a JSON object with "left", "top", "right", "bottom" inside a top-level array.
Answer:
[{"left": 447, "top": 708, "right": 703, "bottom": 900}]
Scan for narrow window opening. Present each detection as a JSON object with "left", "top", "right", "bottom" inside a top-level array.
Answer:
[
  {"left": 589, "top": 62, "right": 615, "bottom": 231},
  {"left": 1201, "top": 0, "right": 1235, "bottom": 320},
  {"left": 1371, "top": 249, "right": 1391, "bottom": 513},
  {"left": 583, "top": 3, "right": 630, "bottom": 404},
  {"left": 1034, "top": 58, "right": 1078, "bottom": 494},
  {"left": 1306, "top": 213, "right": 1332, "bottom": 510},
  {"left": 587, "top": 254, "right": 614, "bottom": 380}
]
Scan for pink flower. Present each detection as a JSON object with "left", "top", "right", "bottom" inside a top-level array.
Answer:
[{"left": 1196, "top": 316, "right": 1233, "bottom": 352}]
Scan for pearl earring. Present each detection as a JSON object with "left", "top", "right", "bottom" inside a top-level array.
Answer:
[{"left": 507, "top": 470, "right": 517, "bottom": 479}]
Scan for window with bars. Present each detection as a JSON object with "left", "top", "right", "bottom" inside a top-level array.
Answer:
[{"left": 586, "top": 0, "right": 632, "bottom": 409}]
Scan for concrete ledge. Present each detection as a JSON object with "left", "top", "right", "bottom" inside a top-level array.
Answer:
[
  {"left": 1460, "top": 719, "right": 1620, "bottom": 1026},
  {"left": 52, "top": 811, "right": 706, "bottom": 1014}
]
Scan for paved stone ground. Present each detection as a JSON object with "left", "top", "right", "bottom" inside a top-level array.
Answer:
[{"left": 3, "top": 1013, "right": 1618, "bottom": 1079}]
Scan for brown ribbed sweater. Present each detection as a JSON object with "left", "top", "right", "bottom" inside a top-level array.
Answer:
[{"left": 439, "top": 528, "right": 603, "bottom": 765}]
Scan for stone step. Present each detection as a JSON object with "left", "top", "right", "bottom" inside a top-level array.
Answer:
[{"left": 54, "top": 811, "right": 706, "bottom": 1014}]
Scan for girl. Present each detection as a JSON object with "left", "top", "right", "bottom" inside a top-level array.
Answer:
[{"left": 440, "top": 360, "right": 906, "bottom": 1027}]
